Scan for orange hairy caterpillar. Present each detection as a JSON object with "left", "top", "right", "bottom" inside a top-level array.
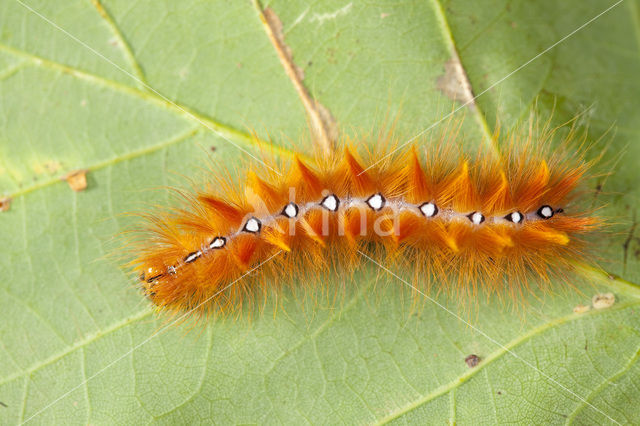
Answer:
[{"left": 130, "top": 121, "right": 601, "bottom": 317}]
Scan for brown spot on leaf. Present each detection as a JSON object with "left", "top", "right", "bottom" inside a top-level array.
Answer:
[
  {"left": 0, "top": 197, "right": 11, "bottom": 212},
  {"left": 62, "top": 170, "right": 88, "bottom": 192},
  {"left": 437, "top": 55, "right": 475, "bottom": 107},
  {"left": 465, "top": 354, "right": 481, "bottom": 368}
]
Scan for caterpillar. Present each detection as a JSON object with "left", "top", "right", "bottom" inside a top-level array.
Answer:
[{"left": 130, "top": 120, "right": 601, "bottom": 317}]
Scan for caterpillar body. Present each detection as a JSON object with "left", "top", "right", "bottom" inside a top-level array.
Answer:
[{"left": 131, "top": 125, "right": 600, "bottom": 316}]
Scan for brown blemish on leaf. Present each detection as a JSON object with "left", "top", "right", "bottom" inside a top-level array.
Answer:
[
  {"left": 592, "top": 293, "right": 615, "bottom": 310},
  {"left": 464, "top": 354, "right": 481, "bottom": 368},
  {"left": 437, "top": 55, "right": 475, "bottom": 107},
  {"left": 0, "top": 197, "right": 12, "bottom": 212},
  {"left": 62, "top": 170, "right": 88, "bottom": 192},
  {"left": 254, "top": 2, "right": 337, "bottom": 157}
]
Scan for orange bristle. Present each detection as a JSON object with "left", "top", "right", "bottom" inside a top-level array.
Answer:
[{"left": 129, "top": 128, "right": 603, "bottom": 318}]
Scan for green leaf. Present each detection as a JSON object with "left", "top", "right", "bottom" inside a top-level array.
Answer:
[{"left": 1, "top": 0, "right": 639, "bottom": 424}]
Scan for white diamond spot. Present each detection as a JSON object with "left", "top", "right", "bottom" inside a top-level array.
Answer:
[
  {"left": 244, "top": 218, "right": 261, "bottom": 233},
  {"left": 210, "top": 237, "right": 226, "bottom": 249},
  {"left": 283, "top": 203, "right": 298, "bottom": 218},
  {"left": 420, "top": 202, "right": 437, "bottom": 218},
  {"left": 321, "top": 195, "right": 339, "bottom": 211},
  {"left": 470, "top": 212, "right": 484, "bottom": 225},
  {"left": 366, "top": 193, "right": 385, "bottom": 211}
]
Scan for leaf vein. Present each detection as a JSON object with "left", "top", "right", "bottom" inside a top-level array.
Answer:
[
  {"left": 0, "top": 308, "right": 152, "bottom": 387},
  {"left": 429, "top": 0, "right": 497, "bottom": 154},
  {"left": 375, "top": 301, "right": 640, "bottom": 424},
  {"left": 566, "top": 341, "right": 640, "bottom": 423},
  {"left": 90, "top": 0, "right": 148, "bottom": 88}
]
